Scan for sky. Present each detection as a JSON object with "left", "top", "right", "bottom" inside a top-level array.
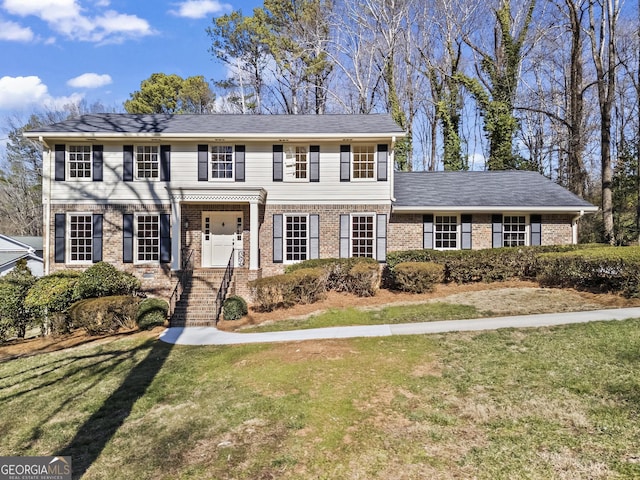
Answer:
[{"left": 0, "top": 0, "right": 261, "bottom": 122}]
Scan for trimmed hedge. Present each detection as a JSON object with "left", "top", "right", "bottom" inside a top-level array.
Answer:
[
  {"left": 137, "top": 298, "right": 169, "bottom": 330},
  {"left": 249, "top": 267, "right": 327, "bottom": 312},
  {"left": 286, "top": 257, "right": 380, "bottom": 294},
  {"left": 537, "top": 246, "right": 640, "bottom": 297},
  {"left": 386, "top": 244, "right": 603, "bottom": 284},
  {"left": 223, "top": 296, "right": 248, "bottom": 320},
  {"left": 69, "top": 295, "right": 141, "bottom": 335},
  {"left": 24, "top": 271, "right": 82, "bottom": 336},
  {"left": 393, "top": 262, "right": 444, "bottom": 293}
]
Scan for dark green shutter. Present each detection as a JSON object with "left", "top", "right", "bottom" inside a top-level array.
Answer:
[
  {"left": 530, "top": 214, "right": 542, "bottom": 246},
  {"left": 198, "top": 144, "right": 208, "bottom": 181},
  {"left": 123, "top": 145, "right": 133, "bottom": 182},
  {"left": 273, "top": 145, "right": 283, "bottom": 182},
  {"left": 235, "top": 145, "right": 245, "bottom": 182},
  {"left": 310, "top": 145, "right": 320, "bottom": 182},
  {"left": 423, "top": 214, "right": 434, "bottom": 249},
  {"left": 54, "top": 213, "right": 65, "bottom": 263},
  {"left": 92, "top": 145, "right": 103, "bottom": 182},
  {"left": 55, "top": 144, "right": 65, "bottom": 181},
  {"left": 160, "top": 145, "right": 171, "bottom": 181},
  {"left": 160, "top": 213, "right": 171, "bottom": 263},
  {"left": 461, "top": 214, "right": 472, "bottom": 250},
  {"left": 273, "top": 214, "right": 283, "bottom": 263},
  {"left": 492, "top": 214, "right": 503, "bottom": 248},
  {"left": 123, "top": 214, "right": 134, "bottom": 263},
  {"left": 340, "top": 145, "right": 350, "bottom": 182},
  {"left": 92, "top": 214, "right": 103, "bottom": 262},
  {"left": 377, "top": 144, "right": 388, "bottom": 181}
]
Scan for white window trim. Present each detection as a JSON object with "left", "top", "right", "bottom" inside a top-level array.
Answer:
[
  {"left": 503, "top": 214, "right": 530, "bottom": 247},
  {"left": 351, "top": 144, "right": 376, "bottom": 181},
  {"left": 350, "top": 212, "right": 376, "bottom": 259},
  {"left": 67, "top": 212, "right": 93, "bottom": 264},
  {"left": 284, "top": 145, "right": 309, "bottom": 182},
  {"left": 134, "top": 145, "right": 160, "bottom": 182},
  {"left": 134, "top": 213, "right": 160, "bottom": 265},
  {"left": 283, "top": 213, "right": 309, "bottom": 264},
  {"left": 67, "top": 145, "right": 92, "bottom": 181},
  {"left": 210, "top": 144, "right": 235, "bottom": 181},
  {"left": 434, "top": 214, "right": 460, "bottom": 251}
]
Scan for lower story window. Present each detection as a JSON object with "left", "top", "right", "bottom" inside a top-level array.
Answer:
[
  {"left": 69, "top": 214, "right": 92, "bottom": 262},
  {"left": 503, "top": 215, "right": 526, "bottom": 246},
  {"left": 285, "top": 215, "right": 308, "bottom": 262},
  {"left": 137, "top": 215, "right": 159, "bottom": 262},
  {"left": 435, "top": 215, "right": 457, "bottom": 249},
  {"left": 352, "top": 215, "right": 374, "bottom": 257}
]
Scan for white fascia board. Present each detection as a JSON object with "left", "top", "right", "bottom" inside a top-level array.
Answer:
[
  {"left": 392, "top": 205, "right": 599, "bottom": 214},
  {"left": 23, "top": 132, "right": 406, "bottom": 142}
]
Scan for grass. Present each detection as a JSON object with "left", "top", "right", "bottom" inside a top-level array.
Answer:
[
  {"left": 243, "top": 302, "right": 486, "bottom": 332},
  {"left": 1, "top": 318, "right": 640, "bottom": 479}
]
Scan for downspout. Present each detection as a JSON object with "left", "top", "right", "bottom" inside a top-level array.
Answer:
[
  {"left": 571, "top": 210, "right": 585, "bottom": 244},
  {"left": 40, "top": 136, "right": 52, "bottom": 275}
]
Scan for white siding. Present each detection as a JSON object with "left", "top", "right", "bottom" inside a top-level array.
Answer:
[{"left": 47, "top": 141, "right": 394, "bottom": 205}]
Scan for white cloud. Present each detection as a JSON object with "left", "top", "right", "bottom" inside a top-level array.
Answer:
[
  {"left": 170, "top": 0, "right": 231, "bottom": 19},
  {"left": 1, "top": 0, "right": 154, "bottom": 43},
  {"left": 0, "top": 75, "right": 84, "bottom": 110},
  {"left": 67, "top": 73, "right": 112, "bottom": 89},
  {"left": 0, "top": 19, "right": 34, "bottom": 41}
]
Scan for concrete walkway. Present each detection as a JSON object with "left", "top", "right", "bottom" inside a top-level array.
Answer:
[{"left": 159, "top": 307, "right": 640, "bottom": 346}]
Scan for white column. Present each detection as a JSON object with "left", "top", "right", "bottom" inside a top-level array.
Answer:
[
  {"left": 250, "top": 201, "right": 259, "bottom": 270},
  {"left": 171, "top": 201, "right": 181, "bottom": 271}
]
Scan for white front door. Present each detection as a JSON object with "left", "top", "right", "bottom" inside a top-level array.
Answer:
[{"left": 201, "top": 211, "right": 242, "bottom": 267}]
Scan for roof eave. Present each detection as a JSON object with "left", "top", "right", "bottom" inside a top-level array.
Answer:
[{"left": 391, "top": 205, "right": 599, "bottom": 213}]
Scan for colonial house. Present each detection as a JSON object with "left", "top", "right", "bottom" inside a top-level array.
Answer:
[{"left": 25, "top": 114, "right": 596, "bottom": 323}]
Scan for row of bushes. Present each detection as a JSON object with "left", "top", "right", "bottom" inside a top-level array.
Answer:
[
  {"left": 0, "top": 261, "right": 167, "bottom": 342},
  {"left": 387, "top": 244, "right": 640, "bottom": 298},
  {"left": 249, "top": 258, "right": 381, "bottom": 312}
]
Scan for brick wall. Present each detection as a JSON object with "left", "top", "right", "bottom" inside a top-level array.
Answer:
[
  {"left": 48, "top": 203, "right": 174, "bottom": 299},
  {"left": 541, "top": 214, "right": 573, "bottom": 245}
]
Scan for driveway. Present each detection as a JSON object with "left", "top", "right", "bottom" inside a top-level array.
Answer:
[{"left": 159, "top": 307, "right": 640, "bottom": 345}]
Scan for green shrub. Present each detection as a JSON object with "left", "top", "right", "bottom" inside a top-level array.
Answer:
[
  {"left": 537, "top": 246, "right": 640, "bottom": 297},
  {"left": 0, "top": 261, "right": 36, "bottom": 340},
  {"left": 393, "top": 262, "right": 444, "bottom": 293},
  {"left": 347, "top": 261, "right": 381, "bottom": 297},
  {"left": 74, "top": 262, "right": 141, "bottom": 299},
  {"left": 137, "top": 298, "right": 169, "bottom": 329},
  {"left": 24, "top": 271, "right": 81, "bottom": 336},
  {"left": 69, "top": 295, "right": 141, "bottom": 335},
  {"left": 386, "top": 244, "right": 603, "bottom": 284},
  {"left": 286, "top": 257, "right": 379, "bottom": 293},
  {"left": 249, "top": 267, "right": 326, "bottom": 312},
  {"left": 223, "top": 295, "right": 248, "bottom": 321}
]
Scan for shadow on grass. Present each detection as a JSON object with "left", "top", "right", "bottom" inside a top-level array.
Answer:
[{"left": 59, "top": 338, "right": 173, "bottom": 479}]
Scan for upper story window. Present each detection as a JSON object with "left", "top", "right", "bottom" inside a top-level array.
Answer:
[
  {"left": 284, "top": 146, "right": 308, "bottom": 180},
  {"left": 352, "top": 145, "right": 375, "bottom": 179},
  {"left": 211, "top": 145, "right": 234, "bottom": 179},
  {"left": 68, "top": 145, "right": 92, "bottom": 179},
  {"left": 503, "top": 215, "right": 527, "bottom": 247},
  {"left": 135, "top": 146, "right": 159, "bottom": 180},
  {"left": 435, "top": 215, "right": 458, "bottom": 249}
]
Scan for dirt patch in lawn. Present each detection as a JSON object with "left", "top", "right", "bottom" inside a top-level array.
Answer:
[{"left": 217, "top": 280, "right": 640, "bottom": 331}]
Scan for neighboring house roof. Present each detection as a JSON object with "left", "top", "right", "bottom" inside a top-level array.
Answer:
[
  {"left": 393, "top": 171, "right": 598, "bottom": 212},
  {"left": 24, "top": 113, "right": 406, "bottom": 138},
  {"left": 0, "top": 235, "right": 44, "bottom": 268},
  {"left": 0, "top": 252, "right": 30, "bottom": 268},
  {"left": 10, "top": 236, "right": 43, "bottom": 252}
]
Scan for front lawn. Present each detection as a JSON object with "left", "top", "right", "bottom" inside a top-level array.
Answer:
[{"left": 1, "top": 319, "right": 639, "bottom": 479}]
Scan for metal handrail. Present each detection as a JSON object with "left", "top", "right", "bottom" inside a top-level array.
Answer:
[
  {"left": 214, "top": 249, "right": 235, "bottom": 323},
  {"left": 168, "top": 249, "right": 194, "bottom": 319}
]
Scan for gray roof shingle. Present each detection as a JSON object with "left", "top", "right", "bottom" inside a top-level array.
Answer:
[
  {"left": 393, "top": 171, "right": 596, "bottom": 209},
  {"left": 27, "top": 113, "right": 405, "bottom": 136}
]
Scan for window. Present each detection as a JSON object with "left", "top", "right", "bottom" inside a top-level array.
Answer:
[
  {"left": 68, "top": 145, "right": 92, "bottom": 179},
  {"left": 211, "top": 145, "right": 233, "bottom": 179},
  {"left": 503, "top": 215, "right": 527, "bottom": 246},
  {"left": 285, "top": 215, "right": 308, "bottom": 262},
  {"left": 352, "top": 145, "right": 375, "bottom": 179},
  {"left": 69, "top": 214, "right": 92, "bottom": 262},
  {"left": 137, "top": 215, "right": 159, "bottom": 262},
  {"left": 435, "top": 215, "right": 458, "bottom": 249},
  {"left": 284, "top": 146, "right": 308, "bottom": 180},
  {"left": 352, "top": 215, "right": 374, "bottom": 257},
  {"left": 135, "top": 145, "right": 159, "bottom": 179}
]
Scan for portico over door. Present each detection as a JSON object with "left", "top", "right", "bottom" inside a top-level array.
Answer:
[{"left": 201, "top": 211, "right": 243, "bottom": 267}]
